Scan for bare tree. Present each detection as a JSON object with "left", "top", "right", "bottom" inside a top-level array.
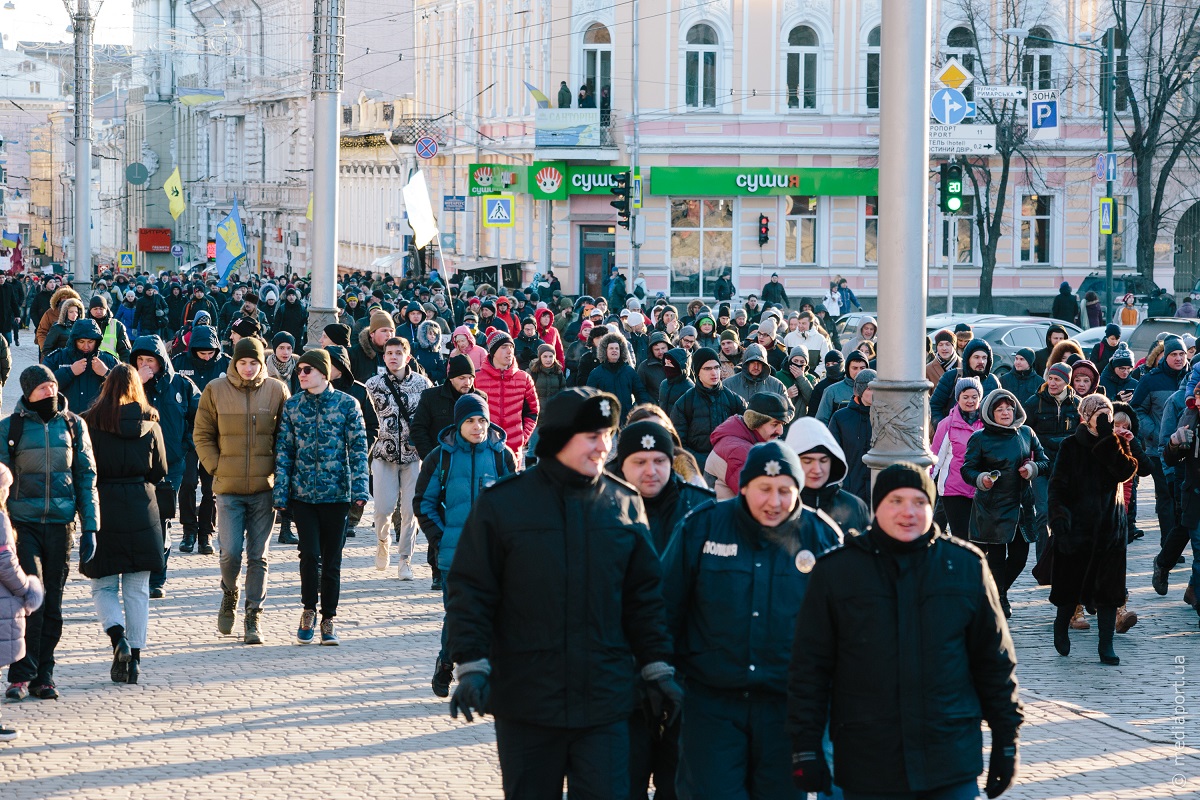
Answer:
[{"left": 1110, "top": 1, "right": 1200, "bottom": 285}]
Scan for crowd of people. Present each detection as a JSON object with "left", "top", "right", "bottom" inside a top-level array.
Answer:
[{"left": 0, "top": 265, "right": 1195, "bottom": 800}]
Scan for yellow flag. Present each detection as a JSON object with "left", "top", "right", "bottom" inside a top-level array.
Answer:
[
  {"left": 306, "top": 192, "right": 314, "bottom": 221},
  {"left": 163, "top": 167, "right": 186, "bottom": 220}
]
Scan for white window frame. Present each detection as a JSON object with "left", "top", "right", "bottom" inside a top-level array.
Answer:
[
  {"left": 1021, "top": 27, "right": 1056, "bottom": 96},
  {"left": 942, "top": 25, "right": 978, "bottom": 102},
  {"left": 784, "top": 195, "right": 820, "bottom": 266},
  {"left": 582, "top": 22, "right": 613, "bottom": 107},
  {"left": 864, "top": 25, "right": 881, "bottom": 113},
  {"left": 784, "top": 25, "right": 820, "bottom": 113},
  {"left": 1018, "top": 193, "right": 1054, "bottom": 266},
  {"left": 680, "top": 21, "right": 722, "bottom": 111}
]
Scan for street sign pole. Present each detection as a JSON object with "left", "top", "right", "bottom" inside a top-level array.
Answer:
[{"left": 1104, "top": 29, "right": 1115, "bottom": 321}]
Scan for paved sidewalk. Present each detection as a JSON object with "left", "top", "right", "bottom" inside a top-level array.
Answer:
[{"left": 0, "top": 338, "right": 1198, "bottom": 798}]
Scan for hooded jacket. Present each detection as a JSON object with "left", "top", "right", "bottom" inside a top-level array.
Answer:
[
  {"left": 815, "top": 356, "right": 868, "bottom": 425},
  {"left": 931, "top": 402, "right": 984, "bottom": 499},
  {"left": 474, "top": 357, "right": 539, "bottom": 453},
  {"left": 396, "top": 300, "right": 427, "bottom": 344},
  {"left": 411, "top": 382, "right": 489, "bottom": 460},
  {"left": 828, "top": 396, "right": 873, "bottom": 504},
  {"left": 351, "top": 324, "right": 388, "bottom": 383},
  {"left": 784, "top": 417, "right": 870, "bottom": 533},
  {"left": 411, "top": 320, "right": 447, "bottom": 379},
  {"left": 961, "top": 390, "right": 1047, "bottom": 545},
  {"left": 724, "top": 343, "right": 792, "bottom": 408},
  {"left": 130, "top": 335, "right": 200, "bottom": 487},
  {"left": 171, "top": 325, "right": 231, "bottom": 394},
  {"left": 1051, "top": 283, "right": 1079, "bottom": 325},
  {"left": 535, "top": 307, "right": 566, "bottom": 367},
  {"left": 44, "top": 319, "right": 120, "bottom": 414},
  {"left": 82, "top": 404, "right": 169, "bottom": 579},
  {"left": 706, "top": 415, "right": 769, "bottom": 497},
  {"left": 274, "top": 383, "right": 370, "bottom": 507},
  {"left": 450, "top": 325, "right": 489, "bottom": 373},
  {"left": 1132, "top": 358, "right": 1188, "bottom": 456},
  {"left": 414, "top": 422, "right": 517, "bottom": 572},
  {"left": 1032, "top": 324, "right": 1069, "bottom": 376},
  {"left": 585, "top": 333, "right": 652, "bottom": 423},
  {"left": 0, "top": 394, "right": 99, "bottom": 529},
  {"left": 658, "top": 347, "right": 694, "bottom": 412},
  {"left": 528, "top": 357, "right": 566, "bottom": 404},
  {"left": 42, "top": 298, "right": 84, "bottom": 357},
  {"left": 36, "top": 287, "right": 80, "bottom": 350},
  {"left": 840, "top": 316, "right": 877, "bottom": 356},
  {"left": 193, "top": 357, "right": 290, "bottom": 495},
  {"left": 930, "top": 339, "right": 1002, "bottom": 428}
]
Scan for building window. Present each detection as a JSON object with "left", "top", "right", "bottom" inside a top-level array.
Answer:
[
  {"left": 785, "top": 195, "right": 818, "bottom": 265},
  {"left": 785, "top": 25, "right": 819, "bottom": 111},
  {"left": 864, "top": 196, "right": 879, "bottom": 264},
  {"left": 943, "top": 26, "right": 976, "bottom": 101},
  {"left": 583, "top": 23, "right": 612, "bottom": 104},
  {"left": 382, "top": 102, "right": 394, "bottom": 122},
  {"left": 942, "top": 196, "right": 975, "bottom": 265},
  {"left": 1020, "top": 194, "right": 1052, "bottom": 264},
  {"left": 1098, "top": 196, "right": 1128, "bottom": 265},
  {"left": 866, "top": 26, "right": 881, "bottom": 111},
  {"left": 29, "top": 82, "right": 40, "bottom": 94},
  {"left": 669, "top": 197, "right": 734, "bottom": 297},
  {"left": 684, "top": 24, "right": 718, "bottom": 109},
  {"left": 342, "top": 106, "right": 352, "bottom": 124},
  {"left": 1022, "top": 27, "right": 1054, "bottom": 91}
]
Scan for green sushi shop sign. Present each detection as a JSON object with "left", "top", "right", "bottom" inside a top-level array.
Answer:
[{"left": 468, "top": 163, "right": 630, "bottom": 200}]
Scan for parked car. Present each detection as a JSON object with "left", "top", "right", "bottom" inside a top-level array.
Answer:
[
  {"left": 923, "top": 313, "right": 1005, "bottom": 335},
  {"left": 1128, "top": 318, "right": 1199, "bottom": 358},
  {"left": 960, "top": 317, "right": 1083, "bottom": 376},
  {"left": 1075, "top": 325, "right": 1136, "bottom": 356},
  {"left": 1076, "top": 273, "right": 1174, "bottom": 321}
]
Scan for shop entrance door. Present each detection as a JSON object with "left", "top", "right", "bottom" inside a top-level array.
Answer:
[{"left": 580, "top": 226, "right": 616, "bottom": 299}]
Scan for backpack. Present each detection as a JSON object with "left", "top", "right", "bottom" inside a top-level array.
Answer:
[
  {"left": 436, "top": 445, "right": 507, "bottom": 511},
  {"left": 565, "top": 339, "right": 589, "bottom": 373},
  {"left": 7, "top": 410, "right": 81, "bottom": 468}
]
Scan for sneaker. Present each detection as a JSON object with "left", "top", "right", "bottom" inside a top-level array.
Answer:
[
  {"left": 375, "top": 541, "right": 390, "bottom": 571},
  {"left": 319, "top": 618, "right": 339, "bottom": 646},
  {"left": 3, "top": 683, "right": 28, "bottom": 703},
  {"left": 431, "top": 657, "right": 453, "bottom": 698},
  {"left": 1152, "top": 558, "right": 1170, "bottom": 596},
  {"left": 296, "top": 609, "right": 317, "bottom": 645},
  {"left": 397, "top": 556, "right": 414, "bottom": 581},
  {"left": 29, "top": 682, "right": 59, "bottom": 700},
  {"left": 244, "top": 610, "right": 264, "bottom": 645},
  {"left": 217, "top": 588, "right": 239, "bottom": 636},
  {"left": 149, "top": 587, "right": 165, "bottom": 599},
  {"left": 0, "top": 725, "right": 18, "bottom": 741}
]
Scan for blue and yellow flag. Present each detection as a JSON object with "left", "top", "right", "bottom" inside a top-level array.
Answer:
[
  {"left": 215, "top": 198, "right": 247, "bottom": 287},
  {"left": 163, "top": 167, "right": 186, "bottom": 220},
  {"left": 523, "top": 82, "right": 551, "bottom": 109}
]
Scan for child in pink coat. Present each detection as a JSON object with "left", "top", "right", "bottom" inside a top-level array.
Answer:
[{"left": 0, "top": 463, "right": 44, "bottom": 741}]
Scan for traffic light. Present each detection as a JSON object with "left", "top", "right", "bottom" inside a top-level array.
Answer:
[
  {"left": 610, "top": 171, "right": 631, "bottom": 229},
  {"left": 940, "top": 162, "right": 963, "bottom": 213},
  {"left": 758, "top": 213, "right": 770, "bottom": 247}
]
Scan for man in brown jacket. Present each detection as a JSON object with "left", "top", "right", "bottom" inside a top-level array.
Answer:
[
  {"left": 193, "top": 337, "right": 289, "bottom": 644},
  {"left": 926, "top": 329, "right": 960, "bottom": 388}
]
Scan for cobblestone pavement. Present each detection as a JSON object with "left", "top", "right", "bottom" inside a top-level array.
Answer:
[{"left": 0, "top": 338, "right": 1198, "bottom": 798}]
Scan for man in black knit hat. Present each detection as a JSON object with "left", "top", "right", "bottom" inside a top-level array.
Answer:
[{"left": 447, "top": 387, "right": 682, "bottom": 799}]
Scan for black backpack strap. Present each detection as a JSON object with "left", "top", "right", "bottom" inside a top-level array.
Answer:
[
  {"left": 6, "top": 412, "right": 23, "bottom": 466},
  {"left": 436, "top": 446, "right": 453, "bottom": 510}
]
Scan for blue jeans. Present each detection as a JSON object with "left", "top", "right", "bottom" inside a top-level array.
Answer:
[
  {"left": 216, "top": 492, "right": 276, "bottom": 611},
  {"left": 841, "top": 780, "right": 980, "bottom": 800},
  {"left": 91, "top": 572, "right": 151, "bottom": 649}
]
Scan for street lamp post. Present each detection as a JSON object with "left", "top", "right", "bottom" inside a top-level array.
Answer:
[
  {"left": 69, "top": 0, "right": 95, "bottom": 285},
  {"left": 1005, "top": 27, "right": 1116, "bottom": 319},
  {"left": 308, "top": 0, "right": 344, "bottom": 344}
]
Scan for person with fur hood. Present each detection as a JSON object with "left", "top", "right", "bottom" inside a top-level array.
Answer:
[
  {"left": 41, "top": 297, "right": 85, "bottom": 360},
  {"left": 586, "top": 332, "right": 652, "bottom": 423},
  {"left": 1045, "top": 338, "right": 1086, "bottom": 372},
  {"left": 36, "top": 287, "right": 81, "bottom": 357},
  {"left": 0, "top": 463, "right": 45, "bottom": 740},
  {"left": 412, "top": 320, "right": 447, "bottom": 380}
]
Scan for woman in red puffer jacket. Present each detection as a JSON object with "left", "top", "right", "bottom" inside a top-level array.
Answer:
[{"left": 474, "top": 331, "right": 539, "bottom": 458}]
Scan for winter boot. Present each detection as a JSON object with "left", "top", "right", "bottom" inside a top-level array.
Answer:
[
  {"left": 179, "top": 531, "right": 196, "bottom": 553},
  {"left": 1152, "top": 557, "right": 1170, "bottom": 596},
  {"left": 217, "top": 587, "right": 239, "bottom": 635},
  {"left": 278, "top": 519, "right": 298, "bottom": 545},
  {"left": 432, "top": 657, "right": 454, "bottom": 698},
  {"left": 127, "top": 649, "right": 141, "bottom": 684},
  {"left": 1097, "top": 608, "right": 1120, "bottom": 665},
  {"left": 1053, "top": 605, "right": 1072, "bottom": 656},
  {"left": 1116, "top": 605, "right": 1138, "bottom": 633},
  {"left": 1069, "top": 604, "right": 1090, "bottom": 630},
  {"left": 197, "top": 534, "right": 214, "bottom": 555},
  {"left": 107, "top": 625, "right": 131, "bottom": 683},
  {"left": 244, "top": 609, "right": 264, "bottom": 645}
]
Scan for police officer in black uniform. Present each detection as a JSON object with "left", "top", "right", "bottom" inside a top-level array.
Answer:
[
  {"left": 611, "top": 420, "right": 714, "bottom": 800},
  {"left": 661, "top": 439, "right": 842, "bottom": 799},
  {"left": 447, "top": 387, "right": 684, "bottom": 800}
]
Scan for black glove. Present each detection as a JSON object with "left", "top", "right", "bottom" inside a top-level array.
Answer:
[
  {"left": 449, "top": 671, "right": 489, "bottom": 723},
  {"left": 79, "top": 531, "right": 97, "bottom": 565},
  {"left": 985, "top": 739, "right": 1019, "bottom": 798},
  {"left": 643, "top": 674, "right": 684, "bottom": 727},
  {"left": 1095, "top": 412, "right": 1113, "bottom": 439},
  {"left": 791, "top": 749, "right": 832, "bottom": 794}
]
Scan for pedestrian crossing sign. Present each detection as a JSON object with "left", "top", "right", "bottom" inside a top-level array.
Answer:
[
  {"left": 482, "top": 194, "right": 515, "bottom": 228},
  {"left": 118, "top": 251, "right": 135, "bottom": 268}
]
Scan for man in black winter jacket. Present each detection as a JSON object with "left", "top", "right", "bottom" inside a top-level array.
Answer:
[
  {"left": 663, "top": 440, "right": 841, "bottom": 799},
  {"left": 447, "top": 388, "right": 682, "bottom": 799},
  {"left": 789, "top": 463, "right": 1023, "bottom": 800},
  {"left": 669, "top": 347, "right": 747, "bottom": 464},
  {"left": 410, "top": 354, "right": 486, "bottom": 460}
]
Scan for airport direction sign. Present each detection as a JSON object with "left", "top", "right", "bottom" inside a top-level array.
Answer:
[{"left": 929, "top": 123, "right": 997, "bottom": 155}]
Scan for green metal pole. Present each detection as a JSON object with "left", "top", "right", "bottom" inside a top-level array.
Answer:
[{"left": 1105, "top": 28, "right": 1115, "bottom": 322}]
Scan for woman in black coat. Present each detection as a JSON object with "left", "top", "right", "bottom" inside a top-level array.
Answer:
[
  {"left": 82, "top": 364, "right": 168, "bottom": 685},
  {"left": 961, "top": 389, "right": 1048, "bottom": 618},
  {"left": 1047, "top": 393, "right": 1139, "bottom": 665}
]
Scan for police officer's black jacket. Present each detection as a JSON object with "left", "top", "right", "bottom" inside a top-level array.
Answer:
[
  {"left": 447, "top": 456, "right": 673, "bottom": 729},
  {"left": 787, "top": 525, "right": 1023, "bottom": 795},
  {"left": 638, "top": 473, "right": 714, "bottom": 554},
  {"left": 661, "top": 496, "right": 842, "bottom": 695}
]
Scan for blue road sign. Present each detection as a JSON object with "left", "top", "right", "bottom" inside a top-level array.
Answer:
[
  {"left": 1030, "top": 98, "right": 1057, "bottom": 129},
  {"left": 443, "top": 195, "right": 466, "bottom": 212},
  {"left": 170, "top": 244, "right": 184, "bottom": 259},
  {"left": 1105, "top": 153, "right": 1118, "bottom": 181},
  {"left": 415, "top": 136, "right": 439, "bottom": 159},
  {"left": 931, "top": 88, "right": 969, "bottom": 125},
  {"left": 482, "top": 195, "right": 514, "bottom": 228},
  {"left": 964, "top": 101, "right": 977, "bottom": 119}
]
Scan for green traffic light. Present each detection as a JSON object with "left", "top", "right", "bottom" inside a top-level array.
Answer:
[{"left": 946, "top": 196, "right": 962, "bottom": 212}]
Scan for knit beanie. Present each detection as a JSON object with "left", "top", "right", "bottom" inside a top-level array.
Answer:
[
  {"left": 615, "top": 420, "right": 675, "bottom": 467},
  {"left": 746, "top": 392, "right": 793, "bottom": 424},
  {"left": 679, "top": 325, "right": 698, "bottom": 340},
  {"left": 954, "top": 376, "right": 983, "bottom": 400},
  {"left": 89, "top": 293, "right": 109, "bottom": 310},
  {"left": 232, "top": 336, "right": 265, "bottom": 364},
  {"left": 272, "top": 331, "right": 296, "bottom": 351},
  {"left": 297, "top": 348, "right": 332, "bottom": 380},
  {"left": 788, "top": 346, "right": 809, "bottom": 363},
  {"left": 20, "top": 364, "right": 57, "bottom": 399},
  {"left": 324, "top": 345, "right": 354, "bottom": 382},
  {"left": 1046, "top": 362, "right": 1072, "bottom": 383},
  {"left": 454, "top": 393, "right": 490, "bottom": 426},
  {"left": 486, "top": 330, "right": 514, "bottom": 357},
  {"left": 324, "top": 323, "right": 352, "bottom": 347},
  {"left": 758, "top": 317, "right": 778, "bottom": 339},
  {"left": 853, "top": 368, "right": 877, "bottom": 397},
  {"left": 1163, "top": 336, "right": 1186, "bottom": 357},
  {"left": 720, "top": 329, "right": 740, "bottom": 343},
  {"left": 1105, "top": 323, "right": 1122, "bottom": 339},
  {"left": 369, "top": 309, "right": 394, "bottom": 334},
  {"left": 230, "top": 317, "right": 261, "bottom": 339},
  {"left": 447, "top": 354, "right": 476, "bottom": 379},
  {"left": 536, "top": 343, "right": 555, "bottom": 359},
  {"left": 872, "top": 462, "right": 937, "bottom": 512},
  {"left": 1109, "top": 342, "right": 1134, "bottom": 369},
  {"left": 691, "top": 347, "right": 720, "bottom": 373},
  {"left": 1015, "top": 347, "right": 1036, "bottom": 369},
  {"left": 533, "top": 387, "right": 621, "bottom": 458},
  {"left": 740, "top": 440, "right": 803, "bottom": 490}
]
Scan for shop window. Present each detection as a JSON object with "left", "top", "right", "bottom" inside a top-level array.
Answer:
[
  {"left": 670, "top": 197, "right": 734, "bottom": 297},
  {"left": 864, "top": 196, "right": 879, "bottom": 264},
  {"left": 785, "top": 195, "right": 818, "bottom": 265}
]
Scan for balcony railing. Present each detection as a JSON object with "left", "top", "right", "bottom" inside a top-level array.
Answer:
[
  {"left": 198, "top": 181, "right": 308, "bottom": 211},
  {"left": 389, "top": 117, "right": 449, "bottom": 145}
]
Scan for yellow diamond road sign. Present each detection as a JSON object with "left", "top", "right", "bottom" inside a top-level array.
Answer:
[{"left": 935, "top": 58, "right": 974, "bottom": 91}]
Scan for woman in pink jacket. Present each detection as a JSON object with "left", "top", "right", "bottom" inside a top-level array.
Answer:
[
  {"left": 931, "top": 376, "right": 985, "bottom": 538},
  {"left": 450, "top": 325, "right": 488, "bottom": 373},
  {"left": 0, "top": 464, "right": 45, "bottom": 740}
]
